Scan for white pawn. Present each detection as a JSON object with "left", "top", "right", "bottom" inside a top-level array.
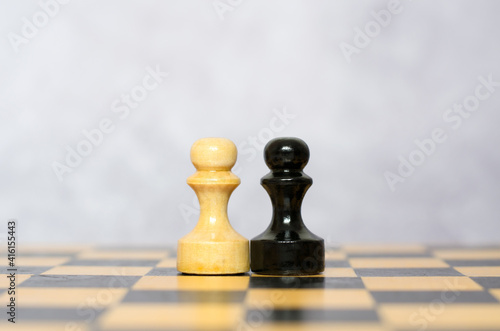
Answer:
[{"left": 177, "top": 138, "right": 249, "bottom": 274}]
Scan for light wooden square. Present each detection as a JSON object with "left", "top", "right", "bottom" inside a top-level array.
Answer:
[
  {"left": 362, "top": 277, "right": 482, "bottom": 291},
  {"left": 41, "top": 266, "right": 152, "bottom": 276},
  {"left": 77, "top": 250, "right": 168, "bottom": 260},
  {"left": 156, "top": 258, "right": 177, "bottom": 268},
  {"left": 379, "top": 304, "right": 500, "bottom": 329},
  {"left": 342, "top": 244, "right": 426, "bottom": 254},
  {"left": 99, "top": 303, "right": 243, "bottom": 330},
  {"left": 246, "top": 289, "right": 374, "bottom": 309},
  {"left": 0, "top": 288, "right": 128, "bottom": 308},
  {"left": 454, "top": 267, "right": 500, "bottom": 277},
  {"left": 350, "top": 258, "right": 448, "bottom": 269},
  {"left": 133, "top": 275, "right": 249, "bottom": 291},
  {"left": 433, "top": 249, "right": 500, "bottom": 260}
]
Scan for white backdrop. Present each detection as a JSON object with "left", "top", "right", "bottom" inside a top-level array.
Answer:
[{"left": 1, "top": 0, "right": 499, "bottom": 245}]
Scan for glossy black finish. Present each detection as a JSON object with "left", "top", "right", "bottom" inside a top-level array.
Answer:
[{"left": 251, "top": 137, "right": 325, "bottom": 275}]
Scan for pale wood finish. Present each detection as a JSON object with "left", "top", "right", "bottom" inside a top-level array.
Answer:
[{"left": 177, "top": 138, "right": 249, "bottom": 274}]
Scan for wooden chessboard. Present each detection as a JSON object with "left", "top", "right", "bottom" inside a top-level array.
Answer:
[{"left": 1, "top": 245, "right": 500, "bottom": 331}]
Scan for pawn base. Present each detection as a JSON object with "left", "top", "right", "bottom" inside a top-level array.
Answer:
[
  {"left": 250, "top": 239, "right": 325, "bottom": 275},
  {"left": 177, "top": 239, "right": 249, "bottom": 275}
]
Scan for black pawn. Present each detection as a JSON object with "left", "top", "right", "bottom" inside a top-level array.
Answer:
[{"left": 251, "top": 137, "right": 325, "bottom": 275}]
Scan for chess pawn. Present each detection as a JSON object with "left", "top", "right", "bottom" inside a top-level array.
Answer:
[
  {"left": 251, "top": 137, "right": 325, "bottom": 275},
  {"left": 177, "top": 138, "right": 249, "bottom": 275}
]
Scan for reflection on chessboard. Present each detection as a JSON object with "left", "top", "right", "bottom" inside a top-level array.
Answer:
[{"left": 1, "top": 245, "right": 500, "bottom": 331}]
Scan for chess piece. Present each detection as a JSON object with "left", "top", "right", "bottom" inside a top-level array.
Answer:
[
  {"left": 177, "top": 138, "right": 249, "bottom": 274},
  {"left": 251, "top": 137, "right": 325, "bottom": 275}
]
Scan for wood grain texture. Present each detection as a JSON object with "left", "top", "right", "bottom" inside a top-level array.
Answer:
[{"left": 177, "top": 138, "right": 249, "bottom": 275}]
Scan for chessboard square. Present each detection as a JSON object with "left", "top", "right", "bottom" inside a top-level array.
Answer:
[
  {"left": 96, "top": 246, "right": 170, "bottom": 251},
  {"left": 362, "top": 277, "right": 483, "bottom": 291},
  {"left": 42, "top": 266, "right": 152, "bottom": 276},
  {"left": 323, "top": 268, "right": 357, "bottom": 278},
  {"left": 252, "top": 322, "right": 388, "bottom": 331},
  {"left": 0, "top": 288, "right": 127, "bottom": 307},
  {"left": 371, "top": 291, "right": 499, "bottom": 303},
  {"left": 247, "top": 308, "right": 379, "bottom": 322},
  {"left": 0, "top": 257, "right": 70, "bottom": 267},
  {"left": 379, "top": 304, "right": 500, "bottom": 329},
  {"left": 490, "top": 289, "right": 500, "bottom": 302},
  {"left": 0, "top": 266, "right": 52, "bottom": 274},
  {"left": 20, "top": 274, "right": 141, "bottom": 288},
  {"left": 64, "top": 259, "right": 159, "bottom": 267},
  {"left": 156, "top": 258, "right": 177, "bottom": 268},
  {"left": 251, "top": 268, "right": 356, "bottom": 278},
  {"left": 7, "top": 307, "right": 102, "bottom": 321},
  {"left": 146, "top": 267, "right": 179, "bottom": 276},
  {"left": 325, "top": 260, "right": 351, "bottom": 268},
  {"left": 355, "top": 268, "right": 462, "bottom": 277},
  {"left": 132, "top": 276, "right": 174, "bottom": 290},
  {"left": 250, "top": 276, "right": 325, "bottom": 288},
  {"left": 445, "top": 259, "right": 500, "bottom": 266},
  {"left": 0, "top": 252, "right": 75, "bottom": 259},
  {"left": 133, "top": 275, "right": 249, "bottom": 291},
  {"left": 245, "top": 289, "right": 374, "bottom": 309},
  {"left": 349, "top": 258, "right": 448, "bottom": 269},
  {"left": 20, "top": 245, "right": 92, "bottom": 255},
  {"left": 77, "top": 250, "right": 168, "bottom": 260},
  {"left": 177, "top": 275, "right": 249, "bottom": 291},
  {"left": 250, "top": 273, "right": 293, "bottom": 278},
  {"left": 429, "top": 244, "right": 500, "bottom": 250},
  {"left": 348, "top": 254, "right": 435, "bottom": 259},
  {"left": 324, "top": 277, "right": 365, "bottom": 288},
  {"left": 249, "top": 276, "right": 364, "bottom": 289},
  {"left": 342, "top": 244, "right": 426, "bottom": 254},
  {"left": 455, "top": 267, "right": 500, "bottom": 277},
  {"left": 0, "top": 322, "right": 91, "bottom": 331},
  {"left": 325, "top": 250, "right": 347, "bottom": 260},
  {"left": 0, "top": 274, "right": 32, "bottom": 288},
  {"left": 434, "top": 249, "right": 500, "bottom": 260},
  {"left": 123, "top": 290, "right": 246, "bottom": 303},
  {"left": 99, "top": 303, "right": 243, "bottom": 330},
  {"left": 471, "top": 277, "right": 500, "bottom": 289}
]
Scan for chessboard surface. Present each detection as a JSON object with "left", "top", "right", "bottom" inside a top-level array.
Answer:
[{"left": 2, "top": 244, "right": 500, "bottom": 331}]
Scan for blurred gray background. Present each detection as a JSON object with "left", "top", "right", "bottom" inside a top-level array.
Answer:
[{"left": 1, "top": 0, "right": 499, "bottom": 245}]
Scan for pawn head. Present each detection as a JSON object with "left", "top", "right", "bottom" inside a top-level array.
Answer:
[
  {"left": 264, "top": 137, "right": 310, "bottom": 171},
  {"left": 191, "top": 137, "right": 237, "bottom": 171}
]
